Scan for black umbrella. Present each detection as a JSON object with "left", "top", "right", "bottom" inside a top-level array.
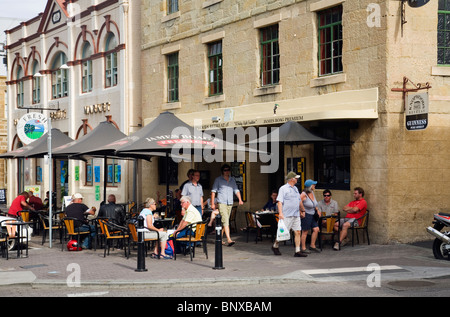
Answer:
[
  {"left": 13, "top": 128, "right": 74, "bottom": 158},
  {"left": 248, "top": 120, "right": 332, "bottom": 173}
]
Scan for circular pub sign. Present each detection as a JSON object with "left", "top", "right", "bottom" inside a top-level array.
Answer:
[{"left": 17, "top": 112, "right": 49, "bottom": 145}]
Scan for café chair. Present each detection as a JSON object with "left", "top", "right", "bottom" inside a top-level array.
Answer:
[
  {"left": 350, "top": 210, "right": 370, "bottom": 246},
  {"left": 0, "top": 226, "right": 8, "bottom": 260},
  {"left": 98, "top": 219, "right": 129, "bottom": 258},
  {"left": 318, "top": 211, "right": 340, "bottom": 250},
  {"left": 245, "top": 211, "right": 271, "bottom": 243},
  {"left": 39, "top": 214, "right": 63, "bottom": 245},
  {"left": 127, "top": 221, "right": 160, "bottom": 258},
  {"left": 62, "top": 217, "right": 94, "bottom": 251},
  {"left": 174, "top": 221, "right": 208, "bottom": 261},
  {"left": 229, "top": 206, "right": 238, "bottom": 233}
]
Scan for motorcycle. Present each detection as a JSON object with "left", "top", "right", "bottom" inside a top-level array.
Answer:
[{"left": 426, "top": 213, "right": 450, "bottom": 260}]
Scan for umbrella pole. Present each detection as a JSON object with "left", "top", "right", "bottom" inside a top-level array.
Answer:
[
  {"left": 165, "top": 152, "right": 170, "bottom": 217},
  {"left": 103, "top": 156, "right": 107, "bottom": 204}
]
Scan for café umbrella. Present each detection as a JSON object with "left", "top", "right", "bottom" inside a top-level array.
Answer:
[{"left": 248, "top": 120, "right": 332, "bottom": 173}]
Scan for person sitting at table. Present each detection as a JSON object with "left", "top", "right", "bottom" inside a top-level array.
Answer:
[
  {"left": 261, "top": 190, "right": 278, "bottom": 211},
  {"left": 317, "top": 189, "right": 339, "bottom": 227},
  {"left": 173, "top": 196, "right": 202, "bottom": 239},
  {"left": 64, "top": 193, "right": 96, "bottom": 249},
  {"left": 98, "top": 194, "right": 125, "bottom": 226},
  {"left": 6, "top": 192, "right": 35, "bottom": 238},
  {"left": 139, "top": 197, "right": 170, "bottom": 259},
  {"left": 28, "top": 190, "right": 43, "bottom": 211}
]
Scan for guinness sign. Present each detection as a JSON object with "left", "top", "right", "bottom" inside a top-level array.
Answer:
[{"left": 406, "top": 93, "right": 428, "bottom": 131}]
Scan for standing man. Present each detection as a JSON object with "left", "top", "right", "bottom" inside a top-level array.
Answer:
[
  {"left": 181, "top": 170, "right": 203, "bottom": 216},
  {"left": 211, "top": 164, "right": 243, "bottom": 247},
  {"left": 333, "top": 187, "right": 367, "bottom": 250},
  {"left": 272, "top": 172, "right": 307, "bottom": 257}
]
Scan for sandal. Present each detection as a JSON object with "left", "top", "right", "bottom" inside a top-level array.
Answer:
[
  {"left": 227, "top": 241, "right": 235, "bottom": 247},
  {"left": 150, "top": 253, "right": 159, "bottom": 259},
  {"left": 161, "top": 254, "right": 173, "bottom": 259}
]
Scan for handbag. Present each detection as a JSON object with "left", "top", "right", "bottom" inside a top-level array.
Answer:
[
  {"left": 313, "top": 210, "right": 320, "bottom": 222},
  {"left": 276, "top": 219, "right": 291, "bottom": 241}
]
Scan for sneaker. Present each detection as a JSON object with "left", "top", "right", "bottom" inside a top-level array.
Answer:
[
  {"left": 294, "top": 251, "right": 308, "bottom": 257},
  {"left": 271, "top": 247, "right": 282, "bottom": 256},
  {"left": 333, "top": 242, "right": 340, "bottom": 251},
  {"left": 309, "top": 246, "right": 321, "bottom": 253}
]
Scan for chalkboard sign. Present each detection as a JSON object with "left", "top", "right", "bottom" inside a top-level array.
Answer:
[
  {"left": 0, "top": 189, "right": 6, "bottom": 205},
  {"left": 231, "top": 161, "right": 246, "bottom": 202}
]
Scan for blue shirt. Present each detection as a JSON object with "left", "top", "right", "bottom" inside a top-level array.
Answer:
[
  {"left": 181, "top": 181, "right": 203, "bottom": 206},
  {"left": 211, "top": 176, "right": 240, "bottom": 205},
  {"left": 277, "top": 183, "right": 300, "bottom": 217}
]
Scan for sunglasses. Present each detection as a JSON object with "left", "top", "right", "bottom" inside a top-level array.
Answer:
[{"left": 323, "top": 194, "right": 331, "bottom": 197}]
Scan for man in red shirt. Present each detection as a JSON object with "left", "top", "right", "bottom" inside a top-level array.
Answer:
[
  {"left": 8, "top": 192, "right": 35, "bottom": 218},
  {"left": 334, "top": 187, "right": 367, "bottom": 250}
]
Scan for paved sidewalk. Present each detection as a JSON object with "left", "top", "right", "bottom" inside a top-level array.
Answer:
[{"left": 1, "top": 232, "right": 450, "bottom": 288}]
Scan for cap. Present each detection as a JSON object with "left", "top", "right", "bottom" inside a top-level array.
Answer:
[
  {"left": 72, "top": 193, "right": 84, "bottom": 199},
  {"left": 286, "top": 171, "right": 300, "bottom": 180},
  {"left": 304, "top": 179, "right": 317, "bottom": 187}
]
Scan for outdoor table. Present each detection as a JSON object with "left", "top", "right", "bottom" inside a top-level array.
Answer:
[
  {"left": 318, "top": 212, "right": 340, "bottom": 250},
  {"left": 253, "top": 211, "right": 278, "bottom": 239},
  {"left": 3, "top": 221, "right": 32, "bottom": 258},
  {"left": 154, "top": 217, "right": 174, "bottom": 229}
]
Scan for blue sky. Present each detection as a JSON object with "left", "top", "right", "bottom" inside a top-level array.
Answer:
[{"left": 1, "top": 0, "right": 48, "bottom": 75}]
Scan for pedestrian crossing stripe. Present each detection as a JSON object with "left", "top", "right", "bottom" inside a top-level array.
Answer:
[{"left": 301, "top": 265, "right": 409, "bottom": 278}]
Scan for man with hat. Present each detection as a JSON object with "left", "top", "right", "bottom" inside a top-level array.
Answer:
[
  {"left": 271, "top": 171, "right": 307, "bottom": 257},
  {"left": 65, "top": 193, "right": 96, "bottom": 249}
]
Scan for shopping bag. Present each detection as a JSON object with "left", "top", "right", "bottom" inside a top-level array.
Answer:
[{"left": 276, "top": 219, "right": 290, "bottom": 241}]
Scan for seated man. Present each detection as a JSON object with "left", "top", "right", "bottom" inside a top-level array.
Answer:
[
  {"left": 261, "top": 190, "right": 278, "bottom": 211},
  {"left": 65, "top": 193, "right": 97, "bottom": 249},
  {"left": 173, "top": 196, "right": 202, "bottom": 239},
  {"left": 333, "top": 187, "right": 367, "bottom": 250},
  {"left": 97, "top": 194, "right": 125, "bottom": 226}
]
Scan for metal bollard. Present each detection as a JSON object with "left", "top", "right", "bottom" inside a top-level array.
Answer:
[
  {"left": 213, "top": 214, "right": 225, "bottom": 270},
  {"left": 135, "top": 216, "right": 148, "bottom": 272}
]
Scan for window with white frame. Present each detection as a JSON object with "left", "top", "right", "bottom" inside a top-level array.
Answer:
[
  {"left": 32, "top": 61, "right": 41, "bottom": 104},
  {"left": 105, "top": 33, "right": 118, "bottom": 88},
  {"left": 16, "top": 66, "right": 24, "bottom": 107},
  {"left": 82, "top": 42, "right": 93, "bottom": 93},
  {"left": 51, "top": 52, "right": 69, "bottom": 99}
]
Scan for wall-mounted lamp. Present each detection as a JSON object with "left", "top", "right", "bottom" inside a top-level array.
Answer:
[
  {"left": 60, "top": 64, "right": 70, "bottom": 70},
  {"left": 33, "top": 72, "right": 44, "bottom": 77}
]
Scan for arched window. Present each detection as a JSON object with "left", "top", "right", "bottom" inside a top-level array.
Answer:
[
  {"left": 82, "top": 41, "right": 93, "bottom": 93},
  {"left": 32, "top": 60, "right": 41, "bottom": 104},
  {"left": 16, "top": 66, "right": 24, "bottom": 107},
  {"left": 105, "top": 32, "right": 118, "bottom": 88},
  {"left": 51, "top": 52, "right": 69, "bottom": 99}
]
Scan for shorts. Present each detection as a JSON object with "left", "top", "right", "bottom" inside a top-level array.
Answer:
[
  {"left": 301, "top": 213, "right": 318, "bottom": 231},
  {"left": 283, "top": 216, "right": 301, "bottom": 232},
  {"left": 144, "top": 230, "right": 168, "bottom": 242},
  {"left": 218, "top": 204, "right": 232, "bottom": 226},
  {"left": 338, "top": 218, "right": 359, "bottom": 227}
]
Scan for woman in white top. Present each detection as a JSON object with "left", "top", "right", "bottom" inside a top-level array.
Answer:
[{"left": 139, "top": 197, "right": 170, "bottom": 259}]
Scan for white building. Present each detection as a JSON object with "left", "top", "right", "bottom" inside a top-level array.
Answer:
[{"left": 5, "top": 0, "right": 141, "bottom": 207}]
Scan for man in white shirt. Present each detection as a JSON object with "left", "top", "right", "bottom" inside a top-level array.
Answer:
[{"left": 174, "top": 196, "right": 202, "bottom": 239}]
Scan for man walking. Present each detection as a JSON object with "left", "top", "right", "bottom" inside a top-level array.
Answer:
[
  {"left": 211, "top": 164, "right": 243, "bottom": 246},
  {"left": 272, "top": 172, "right": 307, "bottom": 257}
]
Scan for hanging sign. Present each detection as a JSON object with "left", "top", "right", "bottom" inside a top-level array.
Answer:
[
  {"left": 17, "top": 112, "right": 49, "bottom": 145},
  {"left": 406, "top": 92, "right": 428, "bottom": 131},
  {"left": 407, "top": 0, "right": 430, "bottom": 8}
]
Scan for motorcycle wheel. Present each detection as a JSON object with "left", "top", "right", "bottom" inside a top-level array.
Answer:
[{"left": 432, "top": 235, "right": 450, "bottom": 260}]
